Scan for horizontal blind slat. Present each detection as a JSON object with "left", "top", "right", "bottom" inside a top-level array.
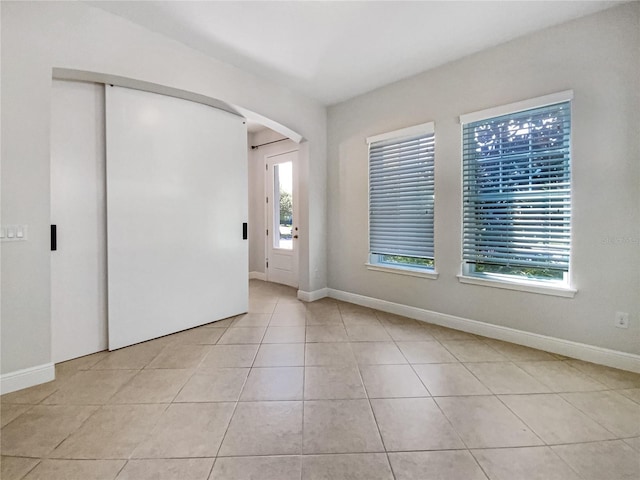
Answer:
[
  {"left": 462, "top": 101, "right": 571, "bottom": 273},
  {"left": 370, "top": 130, "right": 435, "bottom": 262}
]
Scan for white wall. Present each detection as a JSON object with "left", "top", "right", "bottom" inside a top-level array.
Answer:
[
  {"left": 247, "top": 129, "right": 299, "bottom": 276},
  {"left": 327, "top": 3, "right": 640, "bottom": 355},
  {"left": 0, "top": 0, "right": 327, "bottom": 376}
]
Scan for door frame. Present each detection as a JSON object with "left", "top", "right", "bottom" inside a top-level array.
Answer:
[{"left": 264, "top": 149, "right": 299, "bottom": 288}]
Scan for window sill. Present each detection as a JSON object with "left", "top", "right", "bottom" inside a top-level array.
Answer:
[
  {"left": 457, "top": 274, "right": 577, "bottom": 298},
  {"left": 366, "top": 263, "right": 439, "bottom": 280}
]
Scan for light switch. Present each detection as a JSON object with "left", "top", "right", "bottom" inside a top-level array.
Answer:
[{"left": 1, "top": 224, "right": 28, "bottom": 241}]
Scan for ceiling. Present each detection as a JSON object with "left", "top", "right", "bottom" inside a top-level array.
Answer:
[{"left": 91, "top": 1, "right": 623, "bottom": 106}]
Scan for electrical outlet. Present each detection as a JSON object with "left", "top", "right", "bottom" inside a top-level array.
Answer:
[{"left": 614, "top": 312, "right": 629, "bottom": 329}]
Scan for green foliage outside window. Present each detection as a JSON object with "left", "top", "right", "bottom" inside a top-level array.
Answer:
[
  {"left": 474, "top": 263, "right": 564, "bottom": 280},
  {"left": 381, "top": 255, "right": 434, "bottom": 269}
]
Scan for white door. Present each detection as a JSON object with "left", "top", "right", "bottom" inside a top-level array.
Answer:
[
  {"left": 266, "top": 150, "right": 299, "bottom": 288},
  {"left": 106, "top": 86, "right": 248, "bottom": 350},
  {"left": 51, "top": 80, "right": 108, "bottom": 363}
]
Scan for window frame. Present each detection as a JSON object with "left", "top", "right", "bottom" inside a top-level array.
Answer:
[
  {"left": 458, "top": 91, "right": 577, "bottom": 297},
  {"left": 366, "top": 121, "right": 438, "bottom": 279}
]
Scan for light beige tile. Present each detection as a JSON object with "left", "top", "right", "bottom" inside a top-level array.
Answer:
[
  {"left": 146, "top": 344, "right": 211, "bottom": 369},
  {"left": 360, "top": 365, "right": 428, "bottom": 398},
  {"left": 43, "top": 370, "right": 137, "bottom": 405},
  {"left": 303, "top": 399, "right": 383, "bottom": 454},
  {"left": 345, "top": 324, "right": 392, "bottom": 342},
  {"left": 482, "top": 340, "right": 557, "bottom": 361},
  {"left": 305, "top": 311, "right": 343, "bottom": 326},
  {"left": 55, "top": 352, "right": 109, "bottom": 379},
  {"left": 1, "top": 404, "right": 30, "bottom": 428},
  {"left": 302, "top": 453, "right": 393, "bottom": 480},
  {"left": 306, "top": 326, "right": 349, "bottom": 343},
  {"left": 565, "top": 360, "right": 640, "bottom": 389},
  {"left": 473, "top": 446, "right": 581, "bottom": 480},
  {"left": 232, "top": 313, "right": 271, "bottom": 327},
  {"left": 389, "top": 451, "right": 487, "bottom": 480},
  {"left": 619, "top": 388, "right": 640, "bottom": 404},
  {"left": 1, "top": 458, "right": 34, "bottom": 480},
  {"left": 304, "top": 366, "right": 366, "bottom": 400},
  {"left": 625, "top": 436, "right": 640, "bottom": 452},
  {"left": 305, "top": 343, "right": 356, "bottom": 366},
  {"left": 270, "top": 314, "right": 306, "bottom": 327},
  {"left": 211, "top": 456, "right": 301, "bottom": 480},
  {"left": 429, "top": 326, "right": 479, "bottom": 341},
  {"left": 351, "top": 342, "right": 407, "bottom": 365},
  {"left": 341, "top": 311, "right": 381, "bottom": 326},
  {"left": 254, "top": 344, "right": 305, "bottom": 367},
  {"left": 92, "top": 343, "right": 164, "bottom": 370},
  {"left": 132, "top": 403, "right": 234, "bottom": 458},
  {"left": 217, "top": 327, "right": 266, "bottom": 345},
  {"left": 499, "top": 394, "right": 616, "bottom": 443},
  {"left": 219, "top": 401, "right": 303, "bottom": 456},
  {"left": 240, "top": 367, "right": 303, "bottom": 401},
  {"left": 413, "top": 364, "right": 490, "bottom": 396},
  {"left": 1, "top": 380, "right": 60, "bottom": 405},
  {"left": 109, "top": 369, "right": 190, "bottom": 404},
  {"left": 383, "top": 324, "right": 435, "bottom": 342},
  {"left": 371, "top": 398, "right": 464, "bottom": 451},
  {"left": 205, "top": 317, "right": 235, "bottom": 328},
  {"left": 50, "top": 404, "right": 165, "bottom": 459},
  {"left": 436, "top": 396, "right": 543, "bottom": 448},
  {"left": 465, "top": 362, "right": 550, "bottom": 394},
  {"left": 198, "top": 345, "right": 258, "bottom": 369},
  {"left": 338, "top": 304, "right": 375, "bottom": 315},
  {"left": 561, "top": 390, "right": 640, "bottom": 437},
  {"left": 441, "top": 341, "right": 506, "bottom": 362},
  {"left": 274, "top": 302, "right": 307, "bottom": 315},
  {"left": 248, "top": 300, "right": 277, "bottom": 314},
  {"left": 1, "top": 405, "right": 98, "bottom": 457},
  {"left": 263, "top": 326, "right": 306, "bottom": 343},
  {"left": 552, "top": 440, "right": 640, "bottom": 480},
  {"left": 117, "top": 459, "right": 213, "bottom": 480},
  {"left": 174, "top": 369, "right": 249, "bottom": 402},
  {"left": 23, "top": 460, "right": 125, "bottom": 480},
  {"left": 0, "top": 456, "right": 40, "bottom": 480},
  {"left": 376, "top": 312, "right": 419, "bottom": 326},
  {"left": 517, "top": 361, "right": 607, "bottom": 392},
  {"left": 170, "top": 327, "right": 224, "bottom": 345},
  {"left": 397, "top": 342, "right": 458, "bottom": 364}
]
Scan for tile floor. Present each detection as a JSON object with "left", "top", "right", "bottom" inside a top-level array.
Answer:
[{"left": 1, "top": 280, "right": 639, "bottom": 479}]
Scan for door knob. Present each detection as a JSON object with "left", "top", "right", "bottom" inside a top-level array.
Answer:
[{"left": 293, "top": 235, "right": 298, "bottom": 239}]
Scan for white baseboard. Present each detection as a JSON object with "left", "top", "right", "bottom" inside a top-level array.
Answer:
[
  {"left": 297, "top": 288, "right": 329, "bottom": 302},
  {"left": 0, "top": 363, "right": 55, "bottom": 395},
  {"left": 328, "top": 288, "right": 640, "bottom": 374},
  {"left": 249, "top": 271, "right": 266, "bottom": 281}
]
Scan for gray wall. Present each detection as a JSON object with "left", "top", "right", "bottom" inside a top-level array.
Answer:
[
  {"left": 0, "top": 1, "right": 327, "bottom": 375},
  {"left": 327, "top": 3, "right": 640, "bottom": 354}
]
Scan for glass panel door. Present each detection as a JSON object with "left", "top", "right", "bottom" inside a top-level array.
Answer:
[{"left": 273, "top": 161, "right": 293, "bottom": 250}]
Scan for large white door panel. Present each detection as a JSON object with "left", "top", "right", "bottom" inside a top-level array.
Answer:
[
  {"left": 106, "top": 86, "right": 247, "bottom": 350},
  {"left": 51, "top": 80, "right": 108, "bottom": 363}
]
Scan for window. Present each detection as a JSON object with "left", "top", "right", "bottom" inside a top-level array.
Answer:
[
  {"left": 460, "top": 91, "right": 573, "bottom": 290},
  {"left": 367, "top": 122, "right": 435, "bottom": 275}
]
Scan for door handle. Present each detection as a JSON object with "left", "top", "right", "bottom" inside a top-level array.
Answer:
[{"left": 293, "top": 235, "right": 298, "bottom": 239}]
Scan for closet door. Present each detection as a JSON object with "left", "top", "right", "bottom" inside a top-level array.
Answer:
[
  {"left": 106, "top": 86, "right": 248, "bottom": 350},
  {"left": 51, "top": 80, "right": 108, "bottom": 362}
]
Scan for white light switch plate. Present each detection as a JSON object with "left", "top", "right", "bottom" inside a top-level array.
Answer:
[{"left": 1, "top": 225, "right": 28, "bottom": 242}]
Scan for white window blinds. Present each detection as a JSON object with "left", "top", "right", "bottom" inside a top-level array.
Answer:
[
  {"left": 461, "top": 101, "right": 571, "bottom": 274},
  {"left": 368, "top": 123, "right": 435, "bottom": 262}
]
